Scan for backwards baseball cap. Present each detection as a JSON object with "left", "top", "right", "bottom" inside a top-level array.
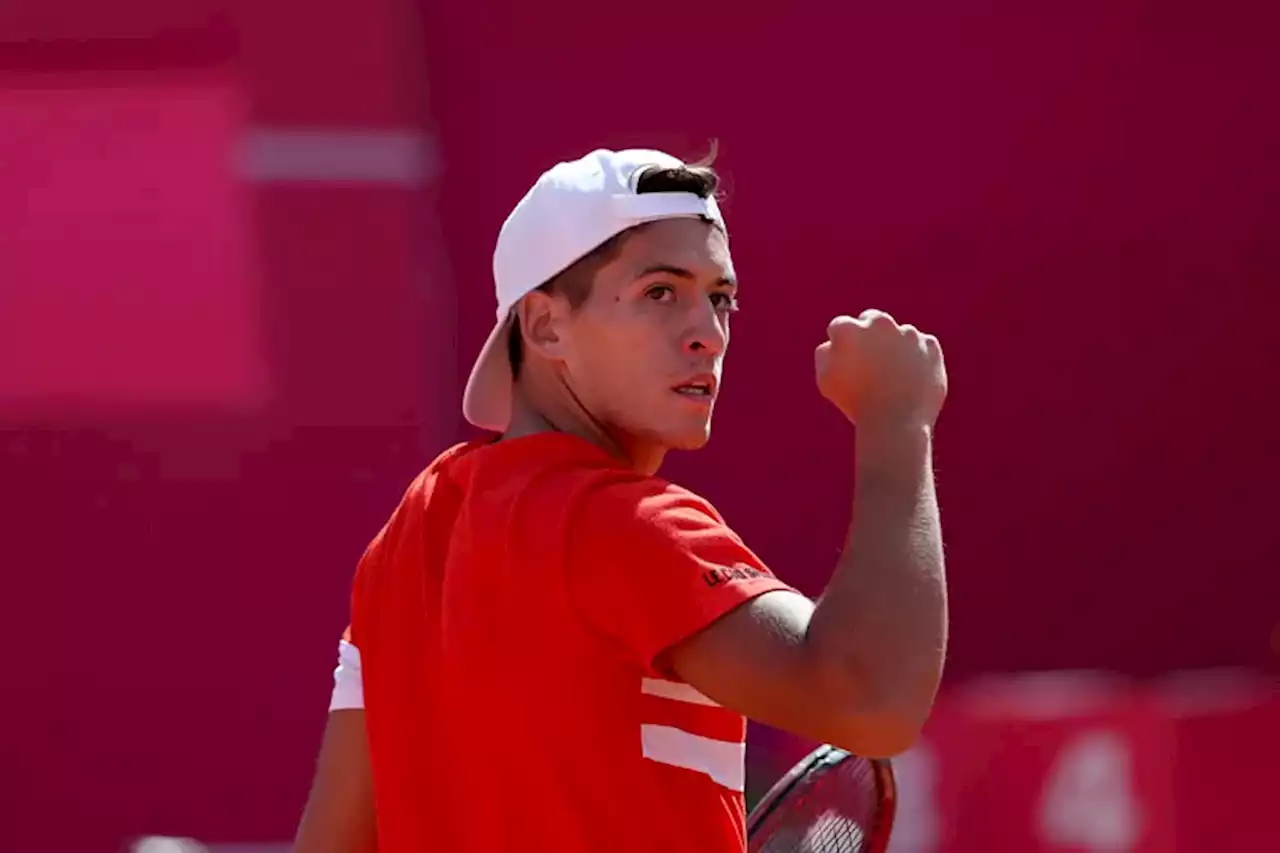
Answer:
[{"left": 461, "top": 148, "right": 727, "bottom": 432}]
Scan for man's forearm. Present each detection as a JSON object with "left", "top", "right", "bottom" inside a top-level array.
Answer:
[{"left": 806, "top": 423, "right": 948, "bottom": 724}]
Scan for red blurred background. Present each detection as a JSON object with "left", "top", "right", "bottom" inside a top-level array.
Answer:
[{"left": 2, "top": 0, "right": 1277, "bottom": 850}]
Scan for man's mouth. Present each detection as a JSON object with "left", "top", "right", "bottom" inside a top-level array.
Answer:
[{"left": 672, "top": 376, "right": 717, "bottom": 399}]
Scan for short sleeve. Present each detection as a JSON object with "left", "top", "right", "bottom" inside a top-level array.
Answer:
[{"left": 565, "top": 479, "right": 795, "bottom": 675}]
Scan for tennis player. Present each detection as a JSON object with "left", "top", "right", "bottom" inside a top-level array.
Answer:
[{"left": 294, "top": 148, "right": 948, "bottom": 853}]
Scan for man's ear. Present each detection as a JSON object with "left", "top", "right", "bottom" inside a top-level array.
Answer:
[{"left": 516, "top": 289, "right": 570, "bottom": 362}]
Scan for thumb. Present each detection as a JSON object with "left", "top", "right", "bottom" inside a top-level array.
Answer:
[{"left": 814, "top": 340, "right": 832, "bottom": 374}]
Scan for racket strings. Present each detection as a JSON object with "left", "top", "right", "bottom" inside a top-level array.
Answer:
[{"left": 750, "top": 757, "right": 883, "bottom": 853}]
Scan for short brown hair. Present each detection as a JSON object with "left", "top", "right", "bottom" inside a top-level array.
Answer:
[{"left": 507, "top": 156, "right": 722, "bottom": 378}]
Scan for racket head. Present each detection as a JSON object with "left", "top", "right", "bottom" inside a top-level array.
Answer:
[{"left": 747, "top": 745, "right": 897, "bottom": 853}]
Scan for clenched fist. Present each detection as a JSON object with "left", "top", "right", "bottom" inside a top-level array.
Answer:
[{"left": 815, "top": 309, "right": 947, "bottom": 429}]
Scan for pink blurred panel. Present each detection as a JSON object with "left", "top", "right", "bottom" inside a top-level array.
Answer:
[
  {"left": 0, "top": 70, "right": 268, "bottom": 417},
  {"left": 0, "top": 0, "right": 226, "bottom": 42}
]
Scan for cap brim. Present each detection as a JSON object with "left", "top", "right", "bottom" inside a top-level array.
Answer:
[{"left": 462, "top": 314, "right": 514, "bottom": 432}]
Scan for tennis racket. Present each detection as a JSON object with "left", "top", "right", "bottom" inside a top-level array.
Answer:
[{"left": 746, "top": 745, "right": 897, "bottom": 853}]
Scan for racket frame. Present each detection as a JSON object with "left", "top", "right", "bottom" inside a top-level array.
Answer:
[{"left": 746, "top": 744, "right": 898, "bottom": 853}]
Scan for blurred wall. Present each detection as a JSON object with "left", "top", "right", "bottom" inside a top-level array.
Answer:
[
  {"left": 418, "top": 0, "right": 1279, "bottom": 678},
  {"left": 1, "top": 0, "right": 1277, "bottom": 849}
]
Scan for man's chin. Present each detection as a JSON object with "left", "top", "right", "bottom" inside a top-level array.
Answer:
[{"left": 665, "top": 422, "right": 713, "bottom": 451}]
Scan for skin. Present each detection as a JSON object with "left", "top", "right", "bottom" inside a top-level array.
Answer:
[
  {"left": 294, "top": 710, "right": 378, "bottom": 853},
  {"left": 295, "top": 214, "right": 948, "bottom": 852}
]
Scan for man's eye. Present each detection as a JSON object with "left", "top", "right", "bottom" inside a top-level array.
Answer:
[
  {"left": 646, "top": 285, "right": 676, "bottom": 301},
  {"left": 711, "top": 292, "right": 740, "bottom": 312}
]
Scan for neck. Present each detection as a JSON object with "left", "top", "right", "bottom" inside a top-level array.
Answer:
[{"left": 504, "top": 378, "right": 666, "bottom": 476}]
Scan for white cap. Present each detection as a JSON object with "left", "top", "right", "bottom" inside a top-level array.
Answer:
[{"left": 461, "top": 148, "right": 727, "bottom": 432}]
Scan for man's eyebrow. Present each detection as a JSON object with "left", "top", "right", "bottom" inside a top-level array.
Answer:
[{"left": 635, "top": 264, "right": 737, "bottom": 287}]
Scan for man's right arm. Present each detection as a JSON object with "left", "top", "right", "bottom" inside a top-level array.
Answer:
[
  {"left": 569, "top": 311, "right": 948, "bottom": 759},
  {"left": 682, "top": 311, "right": 948, "bottom": 757},
  {"left": 666, "top": 423, "right": 945, "bottom": 758}
]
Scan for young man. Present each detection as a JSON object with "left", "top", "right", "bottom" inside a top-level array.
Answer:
[{"left": 294, "top": 148, "right": 948, "bottom": 853}]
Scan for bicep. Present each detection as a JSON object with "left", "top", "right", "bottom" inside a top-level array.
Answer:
[
  {"left": 661, "top": 589, "right": 829, "bottom": 732},
  {"left": 664, "top": 589, "right": 910, "bottom": 756}
]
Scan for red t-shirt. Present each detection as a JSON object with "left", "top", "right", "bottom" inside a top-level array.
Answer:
[{"left": 349, "top": 432, "right": 794, "bottom": 853}]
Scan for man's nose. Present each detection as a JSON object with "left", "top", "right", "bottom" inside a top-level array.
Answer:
[{"left": 683, "top": 299, "right": 727, "bottom": 357}]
